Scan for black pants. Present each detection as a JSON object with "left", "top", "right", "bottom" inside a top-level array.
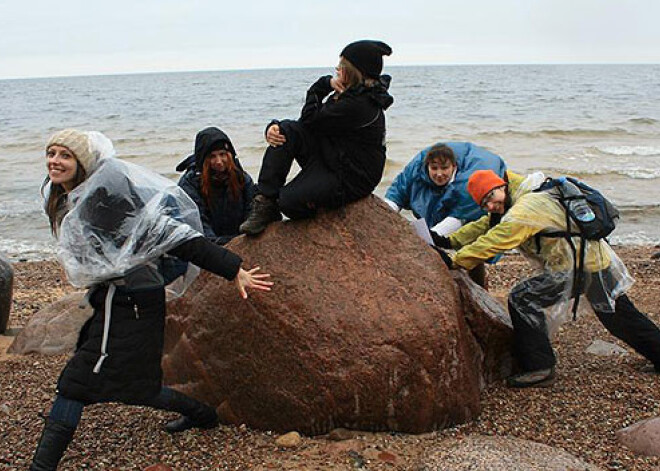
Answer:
[
  {"left": 258, "top": 120, "right": 343, "bottom": 220},
  {"left": 508, "top": 269, "right": 660, "bottom": 371},
  {"left": 468, "top": 263, "right": 487, "bottom": 289}
]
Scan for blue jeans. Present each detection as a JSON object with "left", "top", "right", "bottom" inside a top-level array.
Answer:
[{"left": 49, "top": 386, "right": 207, "bottom": 429}]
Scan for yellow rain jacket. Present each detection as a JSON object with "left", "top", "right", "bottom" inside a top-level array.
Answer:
[{"left": 449, "top": 171, "right": 613, "bottom": 273}]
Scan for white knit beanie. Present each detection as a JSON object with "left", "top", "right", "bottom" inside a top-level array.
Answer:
[{"left": 46, "top": 129, "right": 96, "bottom": 174}]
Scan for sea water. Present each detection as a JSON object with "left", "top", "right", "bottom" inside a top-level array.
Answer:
[{"left": 1, "top": 64, "right": 659, "bottom": 260}]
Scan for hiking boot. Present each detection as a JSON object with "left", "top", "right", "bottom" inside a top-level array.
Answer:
[
  {"left": 151, "top": 387, "right": 220, "bottom": 434},
  {"left": 162, "top": 393, "right": 219, "bottom": 434},
  {"left": 164, "top": 412, "right": 219, "bottom": 434},
  {"left": 30, "top": 417, "right": 76, "bottom": 471},
  {"left": 506, "top": 367, "right": 555, "bottom": 388},
  {"left": 239, "top": 194, "right": 282, "bottom": 235}
]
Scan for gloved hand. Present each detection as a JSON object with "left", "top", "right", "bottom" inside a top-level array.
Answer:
[
  {"left": 431, "top": 232, "right": 452, "bottom": 249},
  {"left": 431, "top": 246, "right": 453, "bottom": 269}
]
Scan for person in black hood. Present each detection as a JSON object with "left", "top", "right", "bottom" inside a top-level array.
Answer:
[
  {"left": 239, "top": 40, "right": 394, "bottom": 235},
  {"left": 177, "top": 127, "right": 256, "bottom": 245}
]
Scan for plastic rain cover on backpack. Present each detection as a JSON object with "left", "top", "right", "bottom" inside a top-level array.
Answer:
[
  {"left": 501, "top": 173, "right": 633, "bottom": 334},
  {"left": 55, "top": 133, "right": 202, "bottom": 296}
]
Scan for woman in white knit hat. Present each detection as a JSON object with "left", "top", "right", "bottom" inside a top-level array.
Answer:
[{"left": 31, "top": 129, "right": 273, "bottom": 470}]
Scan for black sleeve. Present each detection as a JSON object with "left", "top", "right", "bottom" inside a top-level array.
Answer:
[
  {"left": 301, "top": 75, "right": 334, "bottom": 114},
  {"left": 299, "top": 76, "right": 378, "bottom": 135},
  {"left": 264, "top": 119, "right": 280, "bottom": 138},
  {"left": 169, "top": 236, "right": 242, "bottom": 280},
  {"left": 211, "top": 235, "right": 235, "bottom": 246}
]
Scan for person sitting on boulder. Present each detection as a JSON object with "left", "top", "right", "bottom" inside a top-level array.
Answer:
[
  {"left": 31, "top": 129, "right": 273, "bottom": 471},
  {"left": 239, "top": 40, "right": 394, "bottom": 235},
  {"left": 435, "top": 169, "right": 660, "bottom": 387},
  {"left": 176, "top": 127, "right": 256, "bottom": 245},
  {"left": 384, "top": 142, "right": 507, "bottom": 287}
]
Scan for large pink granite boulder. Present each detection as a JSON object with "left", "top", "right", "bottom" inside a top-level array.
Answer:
[
  {"left": 9, "top": 292, "right": 92, "bottom": 355},
  {"left": 617, "top": 416, "right": 660, "bottom": 456},
  {"left": 417, "top": 435, "right": 603, "bottom": 470},
  {"left": 163, "top": 197, "right": 513, "bottom": 434},
  {"left": 452, "top": 270, "right": 514, "bottom": 387}
]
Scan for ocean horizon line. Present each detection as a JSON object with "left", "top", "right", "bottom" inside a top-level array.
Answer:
[{"left": 2, "top": 61, "right": 659, "bottom": 82}]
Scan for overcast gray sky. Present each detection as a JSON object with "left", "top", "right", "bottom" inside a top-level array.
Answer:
[{"left": 1, "top": 0, "right": 658, "bottom": 79}]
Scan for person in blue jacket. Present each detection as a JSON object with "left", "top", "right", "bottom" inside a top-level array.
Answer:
[
  {"left": 177, "top": 127, "right": 256, "bottom": 245},
  {"left": 385, "top": 142, "right": 507, "bottom": 287}
]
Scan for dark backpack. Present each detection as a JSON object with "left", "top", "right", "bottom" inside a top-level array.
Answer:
[
  {"left": 534, "top": 177, "right": 620, "bottom": 318},
  {"left": 536, "top": 177, "right": 619, "bottom": 240}
]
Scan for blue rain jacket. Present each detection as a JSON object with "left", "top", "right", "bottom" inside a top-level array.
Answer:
[{"left": 385, "top": 142, "right": 507, "bottom": 228}]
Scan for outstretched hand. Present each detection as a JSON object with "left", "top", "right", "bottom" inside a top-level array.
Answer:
[{"left": 234, "top": 266, "right": 273, "bottom": 299}]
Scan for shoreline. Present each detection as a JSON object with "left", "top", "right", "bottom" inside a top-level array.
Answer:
[
  {"left": 2, "top": 245, "right": 660, "bottom": 469},
  {"left": 4, "top": 241, "right": 660, "bottom": 265}
]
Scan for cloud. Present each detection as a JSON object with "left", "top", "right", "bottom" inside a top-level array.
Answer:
[{"left": 1, "top": 0, "right": 659, "bottom": 79}]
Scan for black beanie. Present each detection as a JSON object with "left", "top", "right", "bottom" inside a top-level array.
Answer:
[
  {"left": 209, "top": 140, "right": 233, "bottom": 155},
  {"left": 340, "top": 40, "right": 392, "bottom": 79}
]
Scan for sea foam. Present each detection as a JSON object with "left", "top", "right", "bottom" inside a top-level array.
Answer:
[{"left": 596, "top": 145, "right": 660, "bottom": 157}]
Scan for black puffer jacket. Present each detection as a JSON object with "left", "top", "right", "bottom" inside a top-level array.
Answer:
[
  {"left": 176, "top": 127, "right": 256, "bottom": 245},
  {"left": 298, "top": 75, "right": 393, "bottom": 200},
  {"left": 57, "top": 237, "right": 242, "bottom": 405},
  {"left": 54, "top": 159, "right": 244, "bottom": 405}
]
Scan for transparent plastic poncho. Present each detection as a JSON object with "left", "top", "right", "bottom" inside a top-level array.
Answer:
[
  {"left": 503, "top": 173, "right": 633, "bottom": 334},
  {"left": 55, "top": 134, "right": 202, "bottom": 295}
]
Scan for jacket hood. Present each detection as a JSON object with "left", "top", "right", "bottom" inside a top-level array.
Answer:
[
  {"left": 364, "top": 74, "right": 394, "bottom": 110},
  {"left": 176, "top": 127, "right": 237, "bottom": 172}
]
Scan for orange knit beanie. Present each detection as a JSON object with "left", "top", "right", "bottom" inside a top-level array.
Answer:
[{"left": 467, "top": 170, "right": 506, "bottom": 205}]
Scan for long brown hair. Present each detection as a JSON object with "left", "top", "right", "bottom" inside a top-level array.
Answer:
[
  {"left": 339, "top": 57, "right": 378, "bottom": 90},
  {"left": 42, "top": 157, "right": 87, "bottom": 235},
  {"left": 200, "top": 154, "right": 244, "bottom": 207}
]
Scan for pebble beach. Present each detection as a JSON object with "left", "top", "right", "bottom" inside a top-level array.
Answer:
[{"left": 1, "top": 245, "right": 660, "bottom": 470}]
